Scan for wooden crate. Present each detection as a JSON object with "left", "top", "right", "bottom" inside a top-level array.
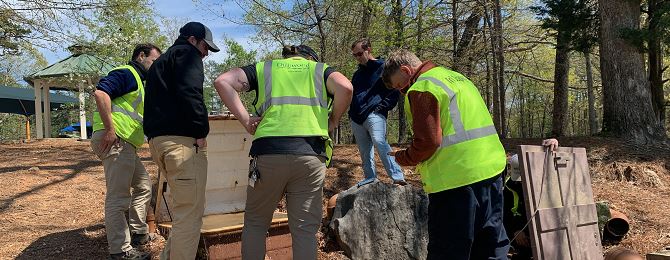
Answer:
[
  {"left": 648, "top": 250, "right": 670, "bottom": 260},
  {"left": 518, "top": 145, "right": 603, "bottom": 260},
  {"left": 157, "top": 212, "right": 291, "bottom": 260}
]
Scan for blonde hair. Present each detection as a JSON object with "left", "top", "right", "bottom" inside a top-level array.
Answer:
[{"left": 382, "top": 49, "right": 422, "bottom": 87}]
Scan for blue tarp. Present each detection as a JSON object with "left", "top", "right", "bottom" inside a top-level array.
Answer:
[{"left": 60, "top": 122, "right": 92, "bottom": 132}]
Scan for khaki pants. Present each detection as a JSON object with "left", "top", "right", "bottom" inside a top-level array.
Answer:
[
  {"left": 90, "top": 131, "right": 152, "bottom": 254},
  {"left": 149, "top": 136, "right": 207, "bottom": 260},
  {"left": 242, "top": 155, "right": 326, "bottom": 260}
]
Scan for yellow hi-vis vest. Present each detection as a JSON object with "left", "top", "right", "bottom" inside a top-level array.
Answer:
[
  {"left": 405, "top": 66, "right": 506, "bottom": 194},
  {"left": 93, "top": 65, "right": 145, "bottom": 148},
  {"left": 253, "top": 57, "right": 333, "bottom": 163}
]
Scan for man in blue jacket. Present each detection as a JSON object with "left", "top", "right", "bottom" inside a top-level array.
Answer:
[{"left": 349, "top": 39, "right": 405, "bottom": 186}]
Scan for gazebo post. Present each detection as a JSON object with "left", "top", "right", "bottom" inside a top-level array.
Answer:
[
  {"left": 34, "top": 81, "right": 44, "bottom": 138},
  {"left": 78, "top": 83, "right": 87, "bottom": 139},
  {"left": 26, "top": 46, "right": 114, "bottom": 140},
  {"left": 43, "top": 83, "right": 51, "bottom": 137}
]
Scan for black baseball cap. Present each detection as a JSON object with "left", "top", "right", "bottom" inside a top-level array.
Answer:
[{"left": 179, "top": 22, "right": 220, "bottom": 52}]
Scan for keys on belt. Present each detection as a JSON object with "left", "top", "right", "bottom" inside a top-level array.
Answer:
[{"left": 248, "top": 156, "right": 260, "bottom": 188}]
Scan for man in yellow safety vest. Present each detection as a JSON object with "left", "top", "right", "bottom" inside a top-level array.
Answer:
[
  {"left": 383, "top": 49, "right": 509, "bottom": 259},
  {"left": 213, "top": 45, "right": 353, "bottom": 260},
  {"left": 91, "top": 43, "right": 161, "bottom": 260}
]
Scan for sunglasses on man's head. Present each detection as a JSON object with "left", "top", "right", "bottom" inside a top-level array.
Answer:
[{"left": 352, "top": 51, "right": 364, "bottom": 57}]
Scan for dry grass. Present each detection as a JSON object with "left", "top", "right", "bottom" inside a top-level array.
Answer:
[{"left": 0, "top": 137, "right": 668, "bottom": 259}]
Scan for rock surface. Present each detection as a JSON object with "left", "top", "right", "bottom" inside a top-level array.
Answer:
[{"left": 329, "top": 180, "right": 429, "bottom": 260}]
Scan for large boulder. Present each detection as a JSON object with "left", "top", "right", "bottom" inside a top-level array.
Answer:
[{"left": 329, "top": 180, "right": 429, "bottom": 260}]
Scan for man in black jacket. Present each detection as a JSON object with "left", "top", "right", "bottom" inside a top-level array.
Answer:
[{"left": 144, "top": 21, "right": 219, "bottom": 260}]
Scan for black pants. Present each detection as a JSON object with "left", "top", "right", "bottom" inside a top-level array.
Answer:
[
  {"left": 503, "top": 178, "right": 532, "bottom": 260},
  {"left": 427, "top": 174, "right": 510, "bottom": 260}
]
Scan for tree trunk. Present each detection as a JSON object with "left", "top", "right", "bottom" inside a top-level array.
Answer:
[
  {"left": 452, "top": 0, "right": 458, "bottom": 56},
  {"left": 585, "top": 51, "right": 598, "bottom": 135},
  {"left": 416, "top": 0, "right": 424, "bottom": 56},
  {"left": 453, "top": 11, "right": 482, "bottom": 75},
  {"left": 519, "top": 91, "right": 525, "bottom": 138},
  {"left": 529, "top": 100, "right": 534, "bottom": 137},
  {"left": 509, "top": 90, "right": 518, "bottom": 137},
  {"left": 493, "top": 0, "right": 506, "bottom": 138},
  {"left": 483, "top": 23, "right": 493, "bottom": 110},
  {"left": 551, "top": 33, "right": 570, "bottom": 137},
  {"left": 308, "top": 0, "right": 327, "bottom": 61},
  {"left": 392, "top": 0, "right": 408, "bottom": 143},
  {"left": 360, "top": 0, "right": 372, "bottom": 37},
  {"left": 484, "top": 4, "right": 502, "bottom": 135},
  {"left": 486, "top": 57, "right": 492, "bottom": 110},
  {"left": 541, "top": 103, "right": 547, "bottom": 137},
  {"left": 648, "top": 0, "right": 666, "bottom": 126},
  {"left": 599, "top": 0, "right": 666, "bottom": 142}
]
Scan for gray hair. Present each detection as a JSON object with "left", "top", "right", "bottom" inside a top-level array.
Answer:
[{"left": 382, "top": 49, "right": 422, "bottom": 87}]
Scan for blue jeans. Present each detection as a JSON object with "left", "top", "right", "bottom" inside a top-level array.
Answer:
[{"left": 351, "top": 112, "right": 404, "bottom": 184}]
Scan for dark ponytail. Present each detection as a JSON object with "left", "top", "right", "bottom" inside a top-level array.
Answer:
[
  {"left": 282, "top": 45, "right": 299, "bottom": 58},
  {"left": 281, "top": 44, "right": 320, "bottom": 62}
]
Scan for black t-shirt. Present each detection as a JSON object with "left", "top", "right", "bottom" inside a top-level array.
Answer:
[{"left": 240, "top": 63, "right": 336, "bottom": 157}]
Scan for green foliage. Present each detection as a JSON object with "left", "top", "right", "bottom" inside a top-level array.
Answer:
[
  {"left": 531, "top": 0, "right": 599, "bottom": 52},
  {"left": 0, "top": 113, "right": 33, "bottom": 141},
  {"left": 203, "top": 38, "right": 259, "bottom": 113},
  {"left": 0, "top": 9, "right": 31, "bottom": 56},
  {"left": 621, "top": 1, "right": 670, "bottom": 53},
  {"left": 655, "top": 3, "right": 670, "bottom": 52},
  {"left": 619, "top": 28, "right": 648, "bottom": 52},
  {"left": 77, "top": 0, "right": 169, "bottom": 65},
  {"left": 0, "top": 44, "right": 47, "bottom": 86}
]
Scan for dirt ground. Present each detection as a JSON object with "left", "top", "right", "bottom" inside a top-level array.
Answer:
[{"left": 0, "top": 137, "right": 669, "bottom": 259}]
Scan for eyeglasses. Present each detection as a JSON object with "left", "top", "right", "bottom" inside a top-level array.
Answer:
[{"left": 352, "top": 51, "right": 364, "bottom": 57}]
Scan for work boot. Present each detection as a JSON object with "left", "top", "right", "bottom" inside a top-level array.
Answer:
[
  {"left": 130, "top": 233, "right": 158, "bottom": 247},
  {"left": 356, "top": 178, "right": 377, "bottom": 187},
  {"left": 108, "top": 248, "right": 149, "bottom": 260}
]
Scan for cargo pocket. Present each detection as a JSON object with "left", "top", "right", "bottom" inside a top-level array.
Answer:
[
  {"left": 165, "top": 143, "right": 197, "bottom": 206},
  {"left": 171, "top": 177, "right": 197, "bottom": 207}
]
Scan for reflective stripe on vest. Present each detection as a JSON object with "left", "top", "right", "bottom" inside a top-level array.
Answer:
[
  {"left": 252, "top": 58, "right": 332, "bottom": 165},
  {"left": 504, "top": 174, "right": 522, "bottom": 217},
  {"left": 255, "top": 61, "right": 327, "bottom": 116},
  {"left": 407, "top": 67, "right": 506, "bottom": 194},
  {"left": 93, "top": 65, "right": 145, "bottom": 147},
  {"left": 417, "top": 76, "right": 498, "bottom": 147},
  {"left": 111, "top": 89, "right": 143, "bottom": 123}
]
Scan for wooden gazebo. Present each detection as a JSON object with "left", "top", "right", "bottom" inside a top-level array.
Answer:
[{"left": 24, "top": 45, "right": 115, "bottom": 139}]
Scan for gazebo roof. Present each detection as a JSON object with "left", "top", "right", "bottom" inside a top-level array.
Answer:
[
  {"left": 0, "top": 85, "right": 77, "bottom": 115},
  {"left": 24, "top": 46, "right": 115, "bottom": 88}
]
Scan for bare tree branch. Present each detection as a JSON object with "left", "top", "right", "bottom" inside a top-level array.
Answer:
[{"left": 505, "top": 70, "right": 553, "bottom": 83}]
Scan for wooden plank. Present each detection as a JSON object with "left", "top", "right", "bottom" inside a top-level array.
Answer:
[
  {"left": 519, "top": 145, "right": 603, "bottom": 260},
  {"left": 648, "top": 250, "right": 670, "bottom": 260},
  {"left": 157, "top": 204, "right": 289, "bottom": 235},
  {"left": 537, "top": 204, "right": 598, "bottom": 231}
]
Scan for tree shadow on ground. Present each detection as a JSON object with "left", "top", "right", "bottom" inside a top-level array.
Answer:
[
  {"left": 15, "top": 224, "right": 107, "bottom": 260},
  {"left": 0, "top": 160, "right": 98, "bottom": 213},
  {"left": 324, "top": 158, "right": 358, "bottom": 199}
]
